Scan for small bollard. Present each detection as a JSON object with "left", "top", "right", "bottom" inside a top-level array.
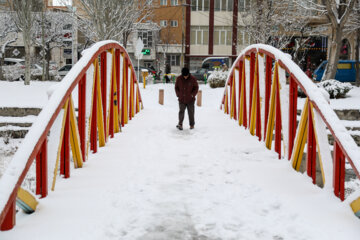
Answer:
[
  {"left": 159, "top": 89, "right": 164, "bottom": 105},
  {"left": 142, "top": 71, "right": 148, "bottom": 89},
  {"left": 197, "top": 90, "right": 202, "bottom": 107}
]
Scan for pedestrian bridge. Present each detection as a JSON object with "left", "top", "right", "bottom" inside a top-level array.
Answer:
[{"left": 0, "top": 41, "right": 360, "bottom": 239}]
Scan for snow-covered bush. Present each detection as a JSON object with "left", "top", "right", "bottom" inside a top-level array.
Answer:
[
  {"left": 208, "top": 69, "right": 228, "bottom": 88},
  {"left": 317, "top": 79, "right": 353, "bottom": 99}
]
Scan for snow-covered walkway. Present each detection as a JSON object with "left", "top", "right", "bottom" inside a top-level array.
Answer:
[{"left": 1, "top": 84, "right": 360, "bottom": 240}]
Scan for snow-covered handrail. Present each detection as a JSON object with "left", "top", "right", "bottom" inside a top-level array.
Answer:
[
  {"left": 0, "top": 41, "right": 143, "bottom": 230},
  {"left": 222, "top": 44, "right": 360, "bottom": 207}
]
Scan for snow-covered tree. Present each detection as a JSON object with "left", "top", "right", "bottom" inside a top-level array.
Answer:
[
  {"left": 7, "top": 0, "right": 40, "bottom": 85},
  {"left": 33, "top": 11, "right": 74, "bottom": 80},
  {"left": 297, "top": 0, "right": 357, "bottom": 80},
  {"left": 76, "top": 0, "right": 154, "bottom": 46},
  {"left": 0, "top": 12, "right": 17, "bottom": 80},
  {"left": 344, "top": 0, "right": 360, "bottom": 85},
  {"left": 241, "top": 0, "right": 312, "bottom": 51}
]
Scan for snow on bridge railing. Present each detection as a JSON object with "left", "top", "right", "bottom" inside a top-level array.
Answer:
[
  {"left": 222, "top": 44, "right": 360, "bottom": 217},
  {"left": 0, "top": 41, "right": 143, "bottom": 230}
]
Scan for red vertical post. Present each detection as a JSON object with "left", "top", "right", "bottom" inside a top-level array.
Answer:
[
  {"left": 60, "top": 105, "right": 70, "bottom": 178},
  {"left": 109, "top": 70, "right": 115, "bottom": 138},
  {"left": 307, "top": 104, "right": 316, "bottom": 184},
  {"left": 333, "top": 142, "right": 345, "bottom": 201},
  {"left": 264, "top": 56, "right": 272, "bottom": 140},
  {"left": 229, "top": 77, "right": 233, "bottom": 116},
  {"left": 242, "top": 60, "right": 248, "bottom": 129},
  {"left": 0, "top": 201, "right": 15, "bottom": 231},
  {"left": 249, "top": 52, "right": 255, "bottom": 123},
  {"left": 275, "top": 81, "right": 282, "bottom": 159},
  {"left": 288, "top": 76, "right": 298, "bottom": 160},
  {"left": 78, "top": 74, "right": 86, "bottom": 161},
  {"left": 255, "top": 56, "right": 261, "bottom": 141},
  {"left": 100, "top": 52, "right": 107, "bottom": 141},
  {"left": 36, "top": 138, "right": 48, "bottom": 198},
  {"left": 115, "top": 50, "right": 121, "bottom": 116},
  {"left": 90, "top": 69, "right": 98, "bottom": 153}
]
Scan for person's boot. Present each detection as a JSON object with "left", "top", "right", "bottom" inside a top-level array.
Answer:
[
  {"left": 190, "top": 125, "right": 194, "bottom": 130},
  {"left": 176, "top": 124, "right": 183, "bottom": 130}
]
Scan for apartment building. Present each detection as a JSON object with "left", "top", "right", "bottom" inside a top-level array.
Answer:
[{"left": 186, "top": 0, "right": 251, "bottom": 69}]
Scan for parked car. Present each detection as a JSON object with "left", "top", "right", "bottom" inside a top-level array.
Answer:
[
  {"left": 58, "top": 65, "right": 72, "bottom": 77},
  {"left": 201, "top": 57, "right": 229, "bottom": 70},
  {"left": 313, "top": 60, "right": 359, "bottom": 82},
  {"left": 191, "top": 68, "right": 210, "bottom": 81},
  {"left": 3, "top": 58, "right": 25, "bottom": 66},
  {"left": 2, "top": 58, "right": 25, "bottom": 81}
]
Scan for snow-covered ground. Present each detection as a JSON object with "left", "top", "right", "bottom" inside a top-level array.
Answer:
[
  {"left": 1, "top": 83, "right": 360, "bottom": 240},
  {"left": 297, "top": 86, "right": 360, "bottom": 110},
  {"left": 0, "top": 81, "right": 57, "bottom": 108}
]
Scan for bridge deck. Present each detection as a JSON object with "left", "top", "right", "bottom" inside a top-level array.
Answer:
[{"left": 1, "top": 84, "right": 359, "bottom": 239}]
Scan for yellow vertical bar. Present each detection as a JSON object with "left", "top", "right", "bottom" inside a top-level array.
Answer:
[
  {"left": 291, "top": 98, "right": 309, "bottom": 170},
  {"left": 265, "top": 62, "right": 279, "bottom": 149},
  {"left": 249, "top": 54, "right": 259, "bottom": 135},
  {"left": 96, "top": 60, "right": 106, "bottom": 147},
  {"left": 69, "top": 95, "right": 83, "bottom": 168},
  {"left": 112, "top": 50, "right": 120, "bottom": 133},
  {"left": 123, "top": 54, "right": 128, "bottom": 125},
  {"left": 230, "top": 76, "right": 235, "bottom": 119},
  {"left": 239, "top": 63, "right": 245, "bottom": 126},
  {"left": 85, "top": 60, "right": 98, "bottom": 161},
  {"left": 51, "top": 99, "right": 69, "bottom": 191},
  {"left": 310, "top": 102, "right": 325, "bottom": 184},
  {"left": 130, "top": 67, "right": 135, "bottom": 118}
]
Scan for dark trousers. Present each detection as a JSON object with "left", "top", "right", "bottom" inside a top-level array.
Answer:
[{"left": 178, "top": 101, "right": 195, "bottom": 126}]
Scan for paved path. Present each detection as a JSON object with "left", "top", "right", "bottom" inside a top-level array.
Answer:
[{"left": 1, "top": 84, "right": 360, "bottom": 240}]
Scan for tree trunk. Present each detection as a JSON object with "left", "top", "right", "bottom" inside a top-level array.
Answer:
[
  {"left": 0, "top": 56, "right": 4, "bottom": 80},
  {"left": 24, "top": 36, "right": 31, "bottom": 85},
  {"left": 323, "top": 26, "right": 342, "bottom": 80},
  {"left": 46, "top": 45, "right": 51, "bottom": 80},
  {"left": 41, "top": 9, "right": 46, "bottom": 81}
]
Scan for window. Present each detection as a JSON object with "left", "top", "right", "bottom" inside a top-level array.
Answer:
[
  {"left": 138, "top": 30, "right": 153, "bottom": 47},
  {"left": 170, "top": 20, "right": 178, "bottom": 27},
  {"left": 214, "top": 0, "right": 233, "bottom": 11},
  {"left": 160, "top": 0, "right": 167, "bottom": 5},
  {"left": 214, "top": 26, "right": 232, "bottom": 45},
  {"left": 338, "top": 63, "right": 352, "bottom": 70},
  {"left": 171, "top": 0, "right": 178, "bottom": 5},
  {"left": 190, "top": 26, "right": 209, "bottom": 45},
  {"left": 192, "top": 0, "right": 209, "bottom": 11},
  {"left": 238, "top": 0, "right": 250, "bottom": 12},
  {"left": 167, "top": 55, "right": 180, "bottom": 66},
  {"left": 160, "top": 20, "right": 167, "bottom": 27}
]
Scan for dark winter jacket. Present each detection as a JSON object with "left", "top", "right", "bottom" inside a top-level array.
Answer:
[{"left": 175, "top": 74, "right": 199, "bottom": 104}]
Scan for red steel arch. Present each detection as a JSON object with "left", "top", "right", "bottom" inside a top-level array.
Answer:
[
  {"left": 222, "top": 44, "right": 360, "bottom": 208},
  {"left": 0, "top": 41, "right": 143, "bottom": 230}
]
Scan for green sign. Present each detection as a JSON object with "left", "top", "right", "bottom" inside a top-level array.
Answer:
[{"left": 142, "top": 49, "right": 151, "bottom": 55}]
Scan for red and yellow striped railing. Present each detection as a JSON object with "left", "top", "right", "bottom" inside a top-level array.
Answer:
[
  {"left": 222, "top": 44, "right": 360, "bottom": 215},
  {"left": 0, "top": 41, "right": 143, "bottom": 230}
]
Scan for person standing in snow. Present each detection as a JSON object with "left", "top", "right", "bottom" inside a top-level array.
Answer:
[{"left": 175, "top": 67, "right": 199, "bottom": 130}]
